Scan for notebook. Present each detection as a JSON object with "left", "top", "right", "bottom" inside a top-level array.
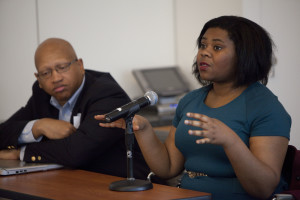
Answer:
[{"left": 0, "top": 159, "right": 63, "bottom": 175}]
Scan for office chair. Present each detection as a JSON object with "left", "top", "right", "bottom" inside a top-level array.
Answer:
[{"left": 272, "top": 145, "right": 300, "bottom": 200}]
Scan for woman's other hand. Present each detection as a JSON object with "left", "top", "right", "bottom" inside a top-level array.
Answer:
[{"left": 184, "top": 112, "right": 239, "bottom": 148}]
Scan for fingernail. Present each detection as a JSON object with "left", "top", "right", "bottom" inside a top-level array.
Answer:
[
  {"left": 186, "top": 113, "right": 191, "bottom": 117},
  {"left": 184, "top": 120, "right": 189, "bottom": 124}
]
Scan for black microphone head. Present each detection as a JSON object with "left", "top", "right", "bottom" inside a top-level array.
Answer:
[{"left": 144, "top": 91, "right": 158, "bottom": 106}]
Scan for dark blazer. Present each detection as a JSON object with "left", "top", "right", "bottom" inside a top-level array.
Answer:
[{"left": 0, "top": 70, "right": 150, "bottom": 179}]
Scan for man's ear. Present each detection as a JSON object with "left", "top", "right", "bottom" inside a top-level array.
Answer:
[
  {"left": 34, "top": 73, "right": 43, "bottom": 88},
  {"left": 77, "top": 58, "right": 85, "bottom": 75}
]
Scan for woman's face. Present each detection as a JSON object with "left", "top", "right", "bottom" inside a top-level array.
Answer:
[{"left": 196, "top": 27, "right": 237, "bottom": 84}]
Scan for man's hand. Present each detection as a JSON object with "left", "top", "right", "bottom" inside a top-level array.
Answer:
[
  {"left": 32, "top": 118, "right": 76, "bottom": 140},
  {"left": 0, "top": 149, "right": 20, "bottom": 160}
]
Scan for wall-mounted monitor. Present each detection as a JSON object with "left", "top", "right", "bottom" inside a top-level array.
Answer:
[{"left": 132, "top": 66, "right": 190, "bottom": 97}]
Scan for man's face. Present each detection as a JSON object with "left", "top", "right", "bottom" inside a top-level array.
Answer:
[{"left": 35, "top": 45, "right": 85, "bottom": 106}]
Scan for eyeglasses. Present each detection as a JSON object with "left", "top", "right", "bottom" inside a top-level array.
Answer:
[{"left": 36, "top": 59, "right": 78, "bottom": 80}]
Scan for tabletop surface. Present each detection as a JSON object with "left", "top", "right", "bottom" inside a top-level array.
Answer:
[{"left": 0, "top": 169, "right": 211, "bottom": 200}]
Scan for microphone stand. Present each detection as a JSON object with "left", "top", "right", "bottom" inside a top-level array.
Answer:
[{"left": 109, "top": 105, "right": 153, "bottom": 191}]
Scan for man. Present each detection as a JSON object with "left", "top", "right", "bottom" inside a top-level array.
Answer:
[{"left": 0, "top": 38, "right": 150, "bottom": 179}]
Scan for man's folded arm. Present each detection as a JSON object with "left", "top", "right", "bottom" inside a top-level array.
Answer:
[
  {"left": 22, "top": 110, "right": 125, "bottom": 167},
  {"left": 0, "top": 109, "right": 34, "bottom": 150},
  {"left": 0, "top": 94, "right": 42, "bottom": 150},
  {"left": 18, "top": 120, "right": 43, "bottom": 144},
  {"left": 22, "top": 87, "right": 131, "bottom": 167}
]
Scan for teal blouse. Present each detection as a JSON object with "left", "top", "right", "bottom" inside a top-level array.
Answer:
[{"left": 173, "top": 82, "right": 291, "bottom": 200}]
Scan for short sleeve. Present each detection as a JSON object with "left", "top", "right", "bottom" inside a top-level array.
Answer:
[{"left": 246, "top": 84, "right": 291, "bottom": 139}]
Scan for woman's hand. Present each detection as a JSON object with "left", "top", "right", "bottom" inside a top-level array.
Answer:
[
  {"left": 94, "top": 114, "right": 150, "bottom": 132},
  {"left": 94, "top": 115, "right": 127, "bottom": 129},
  {"left": 184, "top": 112, "right": 239, "bottom": 147}
]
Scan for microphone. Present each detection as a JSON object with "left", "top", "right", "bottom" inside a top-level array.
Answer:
[{"left": 104, "top": 91, "right": 158, "bottom": 122}]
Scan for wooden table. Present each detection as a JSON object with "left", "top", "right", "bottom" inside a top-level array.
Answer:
[{"left": 0, "top": 169, "right": 211, "bottom": 200}]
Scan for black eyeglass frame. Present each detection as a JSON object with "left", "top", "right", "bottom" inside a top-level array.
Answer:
[{"left": 36, "top": 59, "right": 78, "bottom": 80}]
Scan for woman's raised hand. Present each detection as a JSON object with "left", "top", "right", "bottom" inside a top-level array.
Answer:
[{"left": 184, "top": 112, "right": 238, "bottom": 147}]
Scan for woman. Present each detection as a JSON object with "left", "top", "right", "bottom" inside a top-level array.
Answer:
[{"left": 95, "top": 16, "right": 291, "bottom": 200}]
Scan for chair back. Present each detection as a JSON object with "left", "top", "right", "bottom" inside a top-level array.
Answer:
[
  {"left": 278, "top": 145, "right": 300, "bottom": 199},
  {"left": 282, "top": 145, "right": 300, "bottom": 190}
]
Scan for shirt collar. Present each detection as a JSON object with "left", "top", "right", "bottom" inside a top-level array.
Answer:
[{"left": 50, "top": 76, "right": 86, "bottom": 110}]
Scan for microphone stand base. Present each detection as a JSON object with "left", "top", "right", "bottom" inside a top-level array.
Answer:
[{"left": 109, "top": 179, "right": 153, "bottom": 192}]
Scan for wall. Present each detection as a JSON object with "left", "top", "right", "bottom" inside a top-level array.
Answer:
[
  {"left": 244, "top": 0, "right": 300, "bottom": 148},
  {"left": 37, "top": 0, "right": 176, "bottom": 98},
  {"left": 0, "top": 0, "right": 175, "bottom": 119},
  {"left": 0, "top": 0, "right": 38, "bottom": 119}
]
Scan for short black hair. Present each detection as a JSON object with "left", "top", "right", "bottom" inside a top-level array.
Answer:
[{"left": 192, "top": 16, "right": 275, "bottom": 86}]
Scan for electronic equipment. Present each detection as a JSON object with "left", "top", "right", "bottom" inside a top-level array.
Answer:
[
  {"left": 133, "top": 66, "right": 190, "bottom": 98},
  {"left": 0, "top": 159, "right": 62, "bottom": 176},
  {"left": 132, "top": 66, "right": 190, "bottom": 126}
]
